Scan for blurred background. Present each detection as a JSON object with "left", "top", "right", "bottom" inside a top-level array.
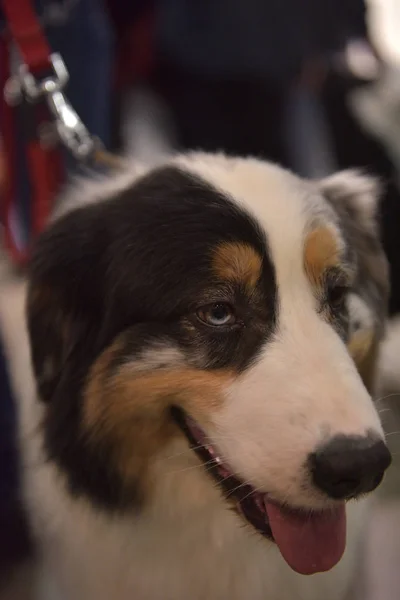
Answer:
[{"left": 1, "top": 0, "right": 400, "bottom": 598}]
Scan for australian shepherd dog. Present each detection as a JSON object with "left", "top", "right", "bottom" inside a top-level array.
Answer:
[{"left": 9, "top": 153, "right": 392, "bottom": 599}]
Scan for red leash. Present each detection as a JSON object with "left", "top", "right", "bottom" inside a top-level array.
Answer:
[
  {"left": 1, "top": 0, "right": 121, "bottom": 265},
  {"left": 2, "top": 0, "right": 53, "bottom": 72},
  {"left": 1, "top": 0, "right": 65, "bottom": 265}
]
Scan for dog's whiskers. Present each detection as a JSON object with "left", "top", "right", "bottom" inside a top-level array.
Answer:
[
  {"left": 165, "top": 457, "right": 217, "bottom": 477},
  {"left": 385, "top": 430, "right": 400, "bottom": 438},
  {"left": 238, "top": 484, "right": 266, "bottom": 504},
  {"left": 378, "top": 407, "right": 393, "bottom": 415},
  {"left": 376, "top": 392, "right": 400, "bottom": 405},
  {"left": 227, "top": 481, "right": 260, "bottom": 501},
  {"left": 156, "top": 444, "right": 207, "bottom": 464},
  {"left": 156, "top": 433, "right": 238, "bottom": 466}
]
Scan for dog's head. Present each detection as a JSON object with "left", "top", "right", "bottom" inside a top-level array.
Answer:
[{"left": 27, "top": 154, "right": 391, "bottom": 575}]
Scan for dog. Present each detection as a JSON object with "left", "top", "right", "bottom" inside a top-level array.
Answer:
[{"left": 14, "top": 153, "right": 392, "bottom": 599}]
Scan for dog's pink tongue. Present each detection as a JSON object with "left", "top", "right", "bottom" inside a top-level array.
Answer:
[{"left": 264, "top": 500, "right": 346, "bottom": 575}]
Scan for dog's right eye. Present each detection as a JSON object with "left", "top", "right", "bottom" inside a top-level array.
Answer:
[
  {"left": 326, "top": 285, "right": 349, "bottom": 311},
  {"left": 196, "top": 303, "right": 237, "bottom": 327}
]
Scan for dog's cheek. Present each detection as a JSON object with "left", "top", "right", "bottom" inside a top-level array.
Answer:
[
  {"left": 348, "top": 333, "right": 379, "bottom": 394},
  {"left": 346, "top": 294, "right": 380, "bottom": 393},
  {"left": 82, "top": 341, "right": 232, "bottom": 500}
]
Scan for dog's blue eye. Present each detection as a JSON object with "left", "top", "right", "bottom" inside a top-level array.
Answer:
[{"left": 196, "top": 303, "right": 236, "bottom": 327}]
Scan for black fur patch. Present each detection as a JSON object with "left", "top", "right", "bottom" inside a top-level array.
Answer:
[{"left": 27, "top": 166, "right": 278, "bottom": 510}]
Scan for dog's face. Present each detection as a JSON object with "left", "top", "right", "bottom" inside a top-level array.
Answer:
[{"left": 27, "top": 154, "right": 391, "bottom": 576}]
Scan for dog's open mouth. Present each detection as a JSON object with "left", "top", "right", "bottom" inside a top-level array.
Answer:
[{"left": 173, "top": 408, "right": 347, "bottom": 575}]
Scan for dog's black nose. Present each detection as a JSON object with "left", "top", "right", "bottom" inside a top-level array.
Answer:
[{"left": 310, "top": 435, "right": 392, "bottom": 500}]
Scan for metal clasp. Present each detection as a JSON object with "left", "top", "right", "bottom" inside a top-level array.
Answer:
[
  {"left": 19, "top": 52, "right": 69, "bottom": 101},
  {"left": 4, "top": 52, "right": 99, "bottom": 160},
  {"left": 46, "top": 90, "right": 95, "bottom": 160}
]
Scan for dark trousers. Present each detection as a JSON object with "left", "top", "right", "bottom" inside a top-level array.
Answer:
[{"left": 155, "top": 61, "right": 288, "bottom": 164}]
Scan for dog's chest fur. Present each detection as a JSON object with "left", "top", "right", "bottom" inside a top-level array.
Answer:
[{"left": 24, "top": 425, "right": 366, "bottom": 600}]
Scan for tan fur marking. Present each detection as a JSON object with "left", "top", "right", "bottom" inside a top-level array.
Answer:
[
  {"left": 348, "top": 329, "right": 374, "bottom": 365},
  {"left": 212, "top": 242, "right": 262, "bottom": 291},
  {"left": 348, "top": 329, "right": 378, "bottom": 393},
  {"left": 83, "top": 338, "right": 232, "bottom": 493},
  {"left": 304, "top": 227, "right": 340, "bottom": 290}
]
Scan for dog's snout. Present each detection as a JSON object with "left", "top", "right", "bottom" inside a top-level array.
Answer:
[{"left": 310, "top": 435, "right": 392, "bottom": 500}]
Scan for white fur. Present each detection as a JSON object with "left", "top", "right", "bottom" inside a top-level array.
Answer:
[
  {"left": 174, "top": 154, "right": 383, "bottom": 510},
  {"left": 1, "top": 154, "right": 386, "bottom": 600},
  {"left": 348, "top": 293, "right": 375, "bottom": 336}
]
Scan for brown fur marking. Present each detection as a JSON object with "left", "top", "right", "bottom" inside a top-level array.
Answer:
[
  {"left": 212, "top": 242, "right": 262, "bottom": 292},
  {"left": 304, "top": 227, "right": 341, "bottom": 290},
  {"left": 83, "top": 337, "right": 232, "bottom": 492}
]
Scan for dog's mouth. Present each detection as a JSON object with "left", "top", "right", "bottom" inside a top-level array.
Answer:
[{"left": 173, "top": 408, "right": 347, "bottom": 575}]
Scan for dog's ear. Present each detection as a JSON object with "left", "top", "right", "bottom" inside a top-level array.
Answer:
[
  {"left": 320, "top": 170, "right": 381, "bottom": 233},
  {"left": 26, "top": 204, "right": 154, "bottom": 507},
  {"left": 320, "top": 170, "right": 389, "bottom": 391},
  {"left": 26, "top": 206, "right": 110, "bottom": 404}
]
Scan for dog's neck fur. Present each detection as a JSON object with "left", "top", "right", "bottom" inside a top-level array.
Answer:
[{"left": 22, "top": 409, "right": 367, "bottom": 600}]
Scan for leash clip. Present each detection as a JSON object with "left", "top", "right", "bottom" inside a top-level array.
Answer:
[
  {"left": 45, "top": 89, "right": 96, "bottom": 160},
  {"left": 21, "top": 53, "right": 97, "bottom": 159},
  {"left": 4, "top": 47, "right": 113, "bottom": 164},
  {"left": 3, "top": 50, "right": 66, "bottom": 106},
  {"left": 19, "top": 52, "right": 69, "bottom": 100}
]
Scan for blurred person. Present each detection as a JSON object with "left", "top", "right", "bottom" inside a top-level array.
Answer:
[
  {"left": 154, "top": 0, "right": 400, "bottom": 317},
  {"left": 0, "top": 0, "right": 114, "bottom": 585},
  {"left": 153, "top": 0, "right": 360, "bottom": 167}
]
